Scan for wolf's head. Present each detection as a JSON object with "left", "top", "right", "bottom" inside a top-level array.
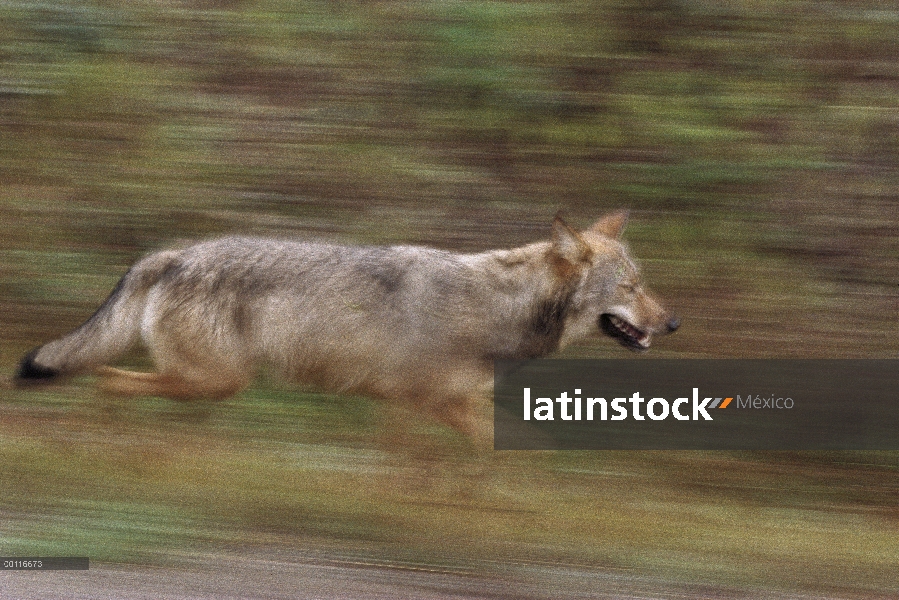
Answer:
[{"left": 552, "top": 211, "right": 679, "bottom": 352}]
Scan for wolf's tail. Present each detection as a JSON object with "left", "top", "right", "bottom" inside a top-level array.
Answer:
[{"left": 15, "top": 250, "right": 182, "bottom": 384}]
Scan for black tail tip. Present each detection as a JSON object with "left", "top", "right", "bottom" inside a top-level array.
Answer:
[{"left": 15, "top": 349, "right": 60, "bottom": 384}]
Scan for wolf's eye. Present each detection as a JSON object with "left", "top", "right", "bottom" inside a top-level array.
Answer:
[{"left": 619, "top": 282, "right": 636, "bottom": 293}]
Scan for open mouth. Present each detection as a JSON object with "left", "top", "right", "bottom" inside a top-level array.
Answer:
[{"left": 599, "top": 314, "right": 651, "bottom": 351}]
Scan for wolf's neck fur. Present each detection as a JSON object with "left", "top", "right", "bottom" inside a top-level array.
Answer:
[{"left": 469, "top": 241, "right": 581, "bottom": 360}]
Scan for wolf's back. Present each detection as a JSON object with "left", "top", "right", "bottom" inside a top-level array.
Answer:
[{"left": 15, "top": 250, "right": 182, "bottom": 383}]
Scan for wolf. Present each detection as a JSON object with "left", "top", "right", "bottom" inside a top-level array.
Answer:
[{"left": 15, "top": 211, "right": 678, "bottom": 442}]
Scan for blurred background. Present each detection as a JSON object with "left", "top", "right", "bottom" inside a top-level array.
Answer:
[{"left": 1, "top": 0, "right": 896, "bottom": 597}]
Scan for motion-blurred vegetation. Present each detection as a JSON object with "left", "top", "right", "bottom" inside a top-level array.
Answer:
[{"left": 0, "top": 0, "right": 896, "bottom": 595}]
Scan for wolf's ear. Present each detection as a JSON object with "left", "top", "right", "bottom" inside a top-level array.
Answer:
[
  {"left": 552, "top": 215, "right": 592, "bottom": 265},
  {"left": 589, "top": 210, "right": 629, "bottom": 239}
]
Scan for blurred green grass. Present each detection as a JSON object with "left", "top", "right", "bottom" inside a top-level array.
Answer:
[
  {"left": 0, "top": 0, "right": 896, "bottom": 595},
  {"left": 2, "top": 382, "right": 897, "bottom": 592}
]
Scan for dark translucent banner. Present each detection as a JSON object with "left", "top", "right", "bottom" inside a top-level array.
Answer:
[
  {"left": 493, "top": 360, "right": 898, "bottom": 450},
  {"left": 1, "top": 557, "right": 89, "bottom": 570}
]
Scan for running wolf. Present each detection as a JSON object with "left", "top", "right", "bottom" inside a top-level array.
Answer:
[{"left": 15, "top": 211, "right": 678, "bottom": 441}]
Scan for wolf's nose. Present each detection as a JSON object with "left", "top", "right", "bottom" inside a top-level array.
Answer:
[{"left": 666, "top": 316, "right": 680, "bottom": 333}]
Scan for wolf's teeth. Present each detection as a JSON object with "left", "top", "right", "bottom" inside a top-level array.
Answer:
[{"left": 609, "top": 315, "right": 647, "bottom": 341}]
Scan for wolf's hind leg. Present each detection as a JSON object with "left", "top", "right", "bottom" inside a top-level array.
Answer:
[{"left": 97, "top": 366, "right": 248, "bottom": 401}]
